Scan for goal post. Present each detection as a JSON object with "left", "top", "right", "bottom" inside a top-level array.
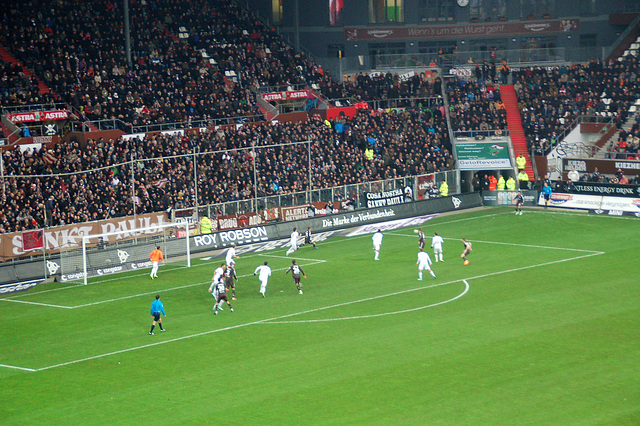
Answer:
[{"left": 59, "top": 221, "right": 191, "bottom": 285}]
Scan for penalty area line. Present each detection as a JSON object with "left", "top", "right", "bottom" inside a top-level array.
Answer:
[
  {"left": 267, "top": 280, "right": 471, "bottom": 324},
  {"left": 23, "top": 279, "right": 467, "bottom": 372},
  {"left": 4, "top": 246, "right": 602, "bottom": 372},
  {"left": 0, "top": 363, "right": 37, "bottom": 372},
  {"left": 3, "top": 259, "right": 329, "bottom": 310},
  {"left": 0, "top": 299, "right": 73, "bottom": 309}
]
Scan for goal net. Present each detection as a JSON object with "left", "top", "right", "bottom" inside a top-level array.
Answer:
[{"left": 58, "top": 221, "right": 191, "bottom": 285}]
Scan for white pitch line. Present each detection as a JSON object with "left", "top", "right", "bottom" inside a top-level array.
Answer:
[
  {"left": 385, "top": 231, "right": 601, "bottom": 253},
  {"left": 22, "top": 279, "right": 468, "bottom": 372},
  {"left": 267, "top": 280, "right": 470, "bottom": 323},
  {"left": 452, "top": 239, "right": 601, "bottom": 253},
  {"left": 9, "top": 258, "right": 330, "bottom": 310},
  {"left": 0, "top": 299, "right": 73, "bottom": 309},
  {"left": 72, "top": 281, "right": 210, "bottom": 308},
  {"left": 0, "top": 363, "right": 37, "bottom": 372},
  {"left": 0, "top": 249, "right": 325, "bottom": 304},
  {"left": 35, "top": 320, "right": 269, "bottom": 372},
  {"left": 4, "top": 250, "right": 602, "bottom": 372}
]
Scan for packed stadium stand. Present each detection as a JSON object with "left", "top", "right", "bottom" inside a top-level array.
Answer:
[{"left": 1, "top": 0, "right": 640, "bottom": 235}]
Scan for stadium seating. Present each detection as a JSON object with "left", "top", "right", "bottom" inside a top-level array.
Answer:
[{"left": 0, "top": 107, "right": 453, "bottom": 232}]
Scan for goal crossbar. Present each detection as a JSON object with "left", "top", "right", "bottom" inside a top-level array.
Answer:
[{"left": 71, "top": 221, "right": 192, "bottom": 285}]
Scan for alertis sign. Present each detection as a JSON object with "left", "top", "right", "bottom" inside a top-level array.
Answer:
[{"left": 456, "top": 142, "right": 511, "bottom": 169}]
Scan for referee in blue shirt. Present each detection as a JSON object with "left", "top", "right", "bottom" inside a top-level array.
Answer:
[{"left": 149, "top": 294, "right": 166, "bottom": 335}]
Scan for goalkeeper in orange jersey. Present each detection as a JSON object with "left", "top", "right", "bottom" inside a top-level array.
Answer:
[{"left": 149, "top": 246, "right": 164, "bottom": 279}]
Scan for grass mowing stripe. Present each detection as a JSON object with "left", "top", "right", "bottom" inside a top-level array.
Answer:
[
  {"left": 6, "top": 249, "right": 598, "bottom": 372},
  {"left": 2, "top": 207, "right": 637, "bottom": 424},
  {"left": 70, "top": 259, "right": 328, "bottom": 308},
  {"left": 267, "top": 280, "right": 471, "bottom": 323}
]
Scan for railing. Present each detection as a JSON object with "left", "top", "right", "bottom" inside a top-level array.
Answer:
[
  {"left": 554, "top": 141, "right": 593, "bottom": 158},
  {"left": 453, "top": 129, "right": 509, "bottom": 139},
  {"left": 69, "top": 119, "right": 122, "bottom": 133},
  {"left": 173, "top": 170, "right": 457, "bottom": 220},
  {"left": 339, "top": 47, "right": 574, "bottom": 73},
  {"left": 326, "top": 96, "right": 444, "bottom": 111},
  {"left": 132, "top": 114, "right": 267, "bottom": 134},
  {"left": 1, "top": 102, "right": 68, "bottom": 114},
  {"left": 257, "top": 83, "right": 309, "bottom": 94},
  {"left": 65, "top": 114, "right": 268, "bottom": 135}
]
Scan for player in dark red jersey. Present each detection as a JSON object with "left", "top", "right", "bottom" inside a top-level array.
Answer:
[
  {"left": 461, "top": 238, "right": 472, "bottom": 265},
  {"left": 417, "top": 228, "right": 425, "bottom": 250},
  {"left": 513, "top": 191, "right": 524, "bottom": 215},
  {"left": 285, "top": 259, "right": 306, "bottom": 294},
  {"left": 225, "top": 261, "right": 238, "bottom": 300},
  {"left": 302, "top": 226, "right": 318, "bottom": 249}
]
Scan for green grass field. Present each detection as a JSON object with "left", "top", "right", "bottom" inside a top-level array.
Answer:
[{"left": 1, "top": 207, "right": 639, "bottom": 425}]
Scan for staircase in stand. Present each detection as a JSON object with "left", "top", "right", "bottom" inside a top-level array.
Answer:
[
  {"left": 0, "top": 44, "right": 51, "bottom": 95},
  {"left": 500, "top": 84, "right": 534, "bottom": 179}
]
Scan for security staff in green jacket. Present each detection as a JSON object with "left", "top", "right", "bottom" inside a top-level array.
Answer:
[
  {"left": 497, "top": 175, "right": 505, "bottom": 190},
  {"left": 517, "top": 170, "right": 530, "bottom": 190},
  {"left": 439, "top": 180, "right": 449, "bottom": 197},
  {"left": 506, "top": 176, "right": 516, "bottom": 190},
  {"left": 200, "top": 215, "right": 212, "bottom": 234}
]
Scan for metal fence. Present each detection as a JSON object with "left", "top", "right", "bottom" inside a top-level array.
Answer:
[
  {"left": 175, "top": 170, "right": 458, "bottom": 221},
  {"left": 335, "top": 46, "right": 605, "bottom": 76}
]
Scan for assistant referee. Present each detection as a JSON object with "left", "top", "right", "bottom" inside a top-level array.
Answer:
[{"left": 149, "top": 294, "right": 166, "bottom": 335}]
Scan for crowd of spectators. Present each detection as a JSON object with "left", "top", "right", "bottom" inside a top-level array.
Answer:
[
  {"left": 0, "top": 57, "right": 55, "bottom": 109},
  {"left": 446, "top": 78, "right": 507, "bottom": 135},
  {"left": 3, "top": 1, "right": 640, "bottom": 235},
  {"left": 0, "top": 0, "right": 272, "bottom": 127},
  {"left": 445, "top": 57, "right": 640, "bottom": 156},
  {"left": 0, "top": 0, "right": 440, "bottom": 131},
  {"left": 0, "top": 106, "right": 452, "bottom": 233},
  {"left": 512, "top": 57, "right": 640, "bottom": 155},
  {"left": 605, "top": 116, "right": 640, "bottom": 160},
  {"left": 329, "top": 71, "right": 442, "bottom": 105}
]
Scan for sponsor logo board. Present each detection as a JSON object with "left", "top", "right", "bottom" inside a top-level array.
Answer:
[
  {"left": 346, "top": 214, "right": 438, "bottom": 237},
  {"left": 193, "top": 226, "right": 269, "bottom": 249},
  {"left": 0, "top": 280, "right": 42, "bottom": 294}
]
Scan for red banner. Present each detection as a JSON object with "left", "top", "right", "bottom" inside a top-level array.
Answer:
[
  {"left": 8, "top": 110, "right": 69, "bottom": 123},
  {"left": 216, "top": 212, "right": 265, "bottom": 231},
  {"left": 22, "top": 229, "right": 44, "bottom": 251},
  {"left": 417, "top": 174, "right": 436, "bottom": 200},
  {"left": 262, "top": 90, "right": 309, "bottom": 102}
]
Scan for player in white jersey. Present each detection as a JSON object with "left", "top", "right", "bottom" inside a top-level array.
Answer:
[
  {"left": 225, "top": 244, "right": 238, "bottom": 266},
  {"left": 254, "top": 261, "right": 272, "bottom": 297},
  {"left": 286, "top": 228, "right": 300, "bottom": 255},
  {"left": 372, "top": 229, "right": 383, "bottom": 260},
  {"left": 431, "top": 232, "right": 444, "bottom": 262},
  {"left": 417, "top": 248, "right": 437, "bottom": 280}
]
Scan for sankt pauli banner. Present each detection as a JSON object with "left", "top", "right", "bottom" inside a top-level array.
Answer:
[{"left": 0, "top": 212, "right": 170, "bottom": 261}]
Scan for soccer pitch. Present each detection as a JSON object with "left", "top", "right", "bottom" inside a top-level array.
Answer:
[{"left": 1, "top": 207, "right": 639, "bottom": 424}]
